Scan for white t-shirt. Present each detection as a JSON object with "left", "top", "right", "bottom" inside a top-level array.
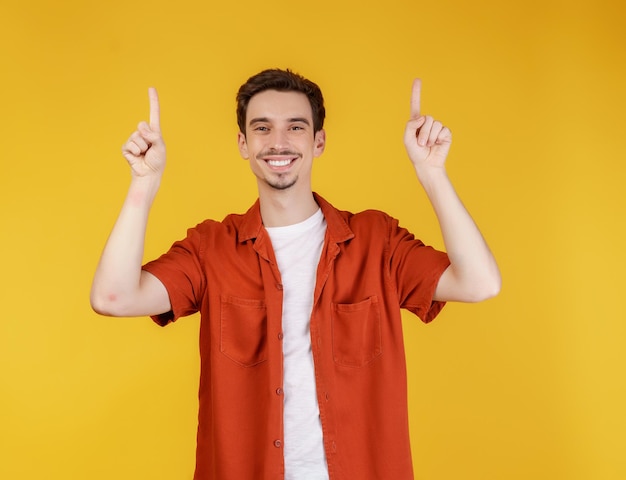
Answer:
[{"left": 266, "top": 208, "right": 329, "bottom": 480}]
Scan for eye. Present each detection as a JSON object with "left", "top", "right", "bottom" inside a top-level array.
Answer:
[{"left": 254, "top": 126, "right": 269, "bottom": 132}]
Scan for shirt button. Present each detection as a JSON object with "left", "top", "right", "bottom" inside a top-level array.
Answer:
[
  {"left": 274, "top": 440, "right": 282, "bottom": 448},
  {"left": 278, "top": 332, "right": 284, "bottom": 340},
  {"left": 276, "top": 283, "right": 283, "bottom": 290},
  {"left": 276, "top": 387, "right": 284, "bottom": 396}
]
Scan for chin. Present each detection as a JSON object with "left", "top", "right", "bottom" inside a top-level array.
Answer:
[{"left": 267, "top": 176, "right": 298, "bottom": 191}]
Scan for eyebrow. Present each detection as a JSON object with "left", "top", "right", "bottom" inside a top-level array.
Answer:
[{"left": 248, "top": 117, "right": 311, "bottom": 126}]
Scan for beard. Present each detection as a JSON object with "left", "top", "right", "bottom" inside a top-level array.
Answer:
[{"left": 265, "top": 173, "right": 298, "bottom": 191}]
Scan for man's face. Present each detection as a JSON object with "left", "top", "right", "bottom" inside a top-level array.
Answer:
[{"left": 237, "top": 89, "right": 325, "bottom": 193}]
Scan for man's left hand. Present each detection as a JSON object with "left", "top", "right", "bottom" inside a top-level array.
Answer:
[{"left": 403, "top": 79, "right": 452, "bottom": 171}]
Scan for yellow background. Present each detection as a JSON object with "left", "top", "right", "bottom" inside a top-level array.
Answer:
[{"left": 1, "top": 0, "right": 625, "bottom": 478}]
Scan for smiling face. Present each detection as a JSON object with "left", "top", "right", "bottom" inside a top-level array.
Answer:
[{"left": 237, "top": 89, "right": 326, "bottom": 196}]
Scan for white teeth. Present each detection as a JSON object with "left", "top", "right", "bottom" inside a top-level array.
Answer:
[{"left": 268, "top": 159, "right": 291, "bottom": 167}]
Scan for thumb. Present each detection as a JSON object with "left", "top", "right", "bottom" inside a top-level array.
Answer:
[{"left": 137, "top": 121, "right": 163, "bottom": 145}]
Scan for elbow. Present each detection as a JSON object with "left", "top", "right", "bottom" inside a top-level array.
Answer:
[
  {"left": 90, "top": 291, "right": 112, "bottom": 316},
  {"left": 470, "top": 271, "right": 502, "bottom": 302},
  {"left": 90, "top": 288, "right": 124, "bottom": 317},
  {"left": 477, "top": 280, "right": 501, "bottom": 302}
]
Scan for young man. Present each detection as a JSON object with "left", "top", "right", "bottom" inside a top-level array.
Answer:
[{"left": 91, "top": 69, "right": 500, "bottom": 480}]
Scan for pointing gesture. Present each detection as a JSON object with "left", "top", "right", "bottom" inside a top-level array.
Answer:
[
  {"left": 122, "top": 87, "right": 166, "bottom": 178},
  {"left": 403, "top": 79, "right": 452, "bottom": 170},
  {"left": 148, "top": 87, "right": 161, "bottom": 133}
]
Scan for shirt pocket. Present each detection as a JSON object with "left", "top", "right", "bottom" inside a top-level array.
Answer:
[
  {"left": 331, "top": 296, "right": 382, "bottom": 367},
  {"left": 220, "top": 295, "right": 268, "bottom": 367}
]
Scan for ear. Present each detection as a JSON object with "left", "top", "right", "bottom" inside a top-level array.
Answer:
[
  {"left": 237, "top": 131, "right": 249, "bottom": 159},
  {"left": 313, "top": 129, "right": 326, "bottom": 157}
]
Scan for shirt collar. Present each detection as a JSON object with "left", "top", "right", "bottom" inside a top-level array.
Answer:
[{"left": 237, "top": 193, "right": 354, "bottom": 244}]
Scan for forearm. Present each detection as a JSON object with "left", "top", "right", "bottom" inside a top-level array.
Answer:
[
  {"left": 417, "top": 166, "right": 501, "bottom": 302},
  {"left": 90, "top": 176, "right": 161, "bottom": 315}
]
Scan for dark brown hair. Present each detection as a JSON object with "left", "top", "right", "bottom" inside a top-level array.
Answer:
[{"left": 236, "top": 69, "right": 325, "bottom": 134}]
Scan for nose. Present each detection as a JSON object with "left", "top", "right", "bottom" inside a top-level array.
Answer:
[{"left": 269, "top": 129, "right": 289, "bottom": 150}]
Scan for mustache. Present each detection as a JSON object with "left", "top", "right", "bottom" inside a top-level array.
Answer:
[{"left": 256, "top": 149, "right": 302, "bottom": 158}]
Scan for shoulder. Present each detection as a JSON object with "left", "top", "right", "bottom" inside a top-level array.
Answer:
[
  {"left": 344, "top": 208, "right": 424, "bottom": 251},
  {"left": 318, "top": 196, "right": 398, "bottom": 240},
  {"left": 351, "top": 208, "right": 393, "bottom": 223},
  {"left": 168, "top": 217, "right": 241, "bottom": 257},
  {"left": 315, "top": 194, "right": 416, "bottom": 243},
  {"left": 183, "top": 216, "right": 246, "bottom": 245},
  {"left": 342, "top": 208, "right": 396, "bottom": 232},
  {"left": 319, "top": 196, "right": 392, "bottom": 224},
  {"left": 187, "top": 209, "right": 251, "bottom": 234},
  {"left": 334, "top": 207, "right": 400, "bottom": 249}
]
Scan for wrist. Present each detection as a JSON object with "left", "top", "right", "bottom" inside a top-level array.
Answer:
[
  {"left": 414, "top": 164, "right": 449, "bottom": 191},
  {"left": 126, "top": 175, "right": 161, "bottom": 207}
]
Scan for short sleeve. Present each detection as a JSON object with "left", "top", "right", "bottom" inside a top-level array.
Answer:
[
  {"left": 387, "top": 216, "right": 450, "bottom": 323},
  {"left": 142, "top": 224, "right": 207, "bottom": 326}
]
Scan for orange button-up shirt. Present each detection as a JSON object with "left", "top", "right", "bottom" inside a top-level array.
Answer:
[{"left": 143, "top": 193, "right": 450, "bottom": 480}]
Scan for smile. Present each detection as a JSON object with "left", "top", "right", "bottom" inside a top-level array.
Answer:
[
  {"left": 259, "top": 153, "right": 301, "bottom": 169},
  {"left": 267, "top": 159, "right": 293, "bottom": 167}
]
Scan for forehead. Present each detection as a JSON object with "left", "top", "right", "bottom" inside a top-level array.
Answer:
[{"left": 246, "top": 89, "right": 313, "bottom": 124}]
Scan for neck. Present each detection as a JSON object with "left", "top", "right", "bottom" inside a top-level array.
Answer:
[{"left": 259, "top": 188, "right": 318, "bottom": 227}]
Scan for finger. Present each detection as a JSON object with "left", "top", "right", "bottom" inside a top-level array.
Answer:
[
  {"left": 148, "top": 87, "right": 161, "bottom": 132},
  {"left": 123, "top": 130, "right": 150, "bottom": 155},
  {"left": 417, "top": 115, "right": 433, "bottom": 146},
  {"left": 406, "top": 116, "right": 426, "bottom": 131},
  {"left": 123, "top": 140, "right": 142, "bottom": 157},
  {"left": 131, "top": 129, "right": 150, "bottom": 151},
  {"left": 428, "top": 121, "right": 443, "bottom": 146},
  {"left": 403, "top": 116, "right": 426, "bottom": 146},
  {"left": 410, "top": 79, "right": 421, "bottom": 118},
  {"left": 436, "top": 126, "right": 452, "bottom": 144},
  {"left": 137, "top": 121, "right": 162, "bottom": 146}
]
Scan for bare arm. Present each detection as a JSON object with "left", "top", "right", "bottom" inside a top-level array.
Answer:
[
  {"left": 404, "top": 80, "right": 501, "bottom": 303},
  {"left": 90, "top": 88, "right": 171, "bottom": 317}
]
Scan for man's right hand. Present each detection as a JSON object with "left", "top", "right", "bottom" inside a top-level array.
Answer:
[{"left": 122, "top": 87, "right": 166, "bottom": 178}]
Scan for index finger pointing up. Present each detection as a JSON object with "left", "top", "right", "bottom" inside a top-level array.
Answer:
[
  {"left": 148, "top": 87, "right": 161, "bottom": 131},
  {"left": 410, "top": 78, "right": 421, "bottom": 118}
]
